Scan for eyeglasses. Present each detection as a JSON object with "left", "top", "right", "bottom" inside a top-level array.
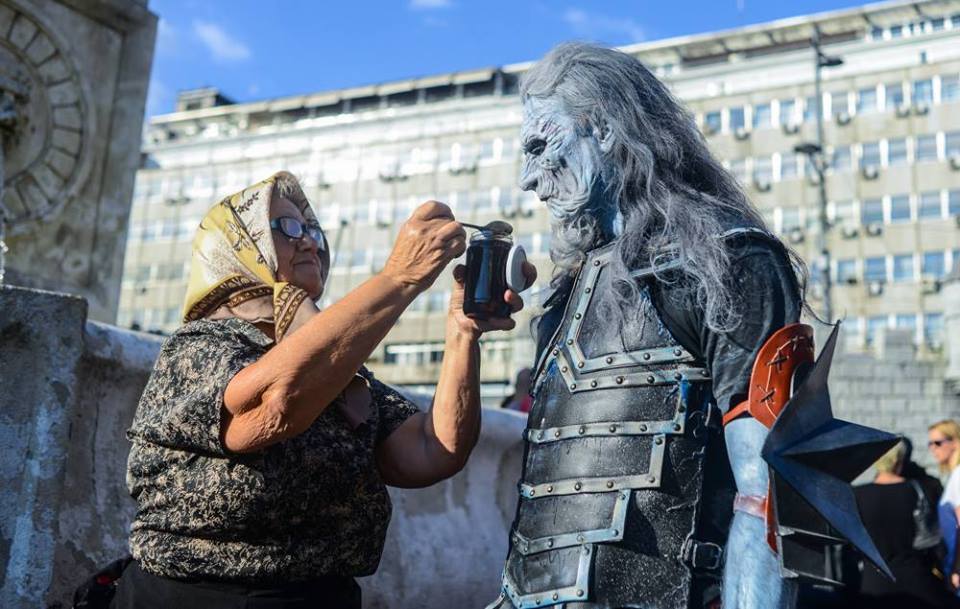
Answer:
[
  {"left": 270, "top": 217, "right": 327, "bottom": 253},
  {"left": 928, "top": 438, "right": 954, "bottom": 448}
]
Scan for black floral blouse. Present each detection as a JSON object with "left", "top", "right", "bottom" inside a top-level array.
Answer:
[{"left": 125, "top": 318, "right": 419, "bottom": 583}]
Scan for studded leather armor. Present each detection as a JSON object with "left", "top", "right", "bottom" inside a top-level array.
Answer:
[{"left": 487, "top": 244, "right": 735, "bottom": 609}]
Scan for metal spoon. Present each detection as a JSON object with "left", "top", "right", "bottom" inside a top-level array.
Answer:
[{"left": 460, "top": 220, "right": 513, "bottom": 235}]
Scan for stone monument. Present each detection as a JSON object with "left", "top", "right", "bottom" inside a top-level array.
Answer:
[{"left": 0, "top": 0, "right": 156, "bottom": 323}]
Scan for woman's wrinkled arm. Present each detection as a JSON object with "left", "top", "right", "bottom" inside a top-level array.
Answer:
[
  {"left": 375, "top": 262, "right": 535, "bottom": 487},
  {"left": 222, "top": 202, "right": 466, "bottom": 453}
]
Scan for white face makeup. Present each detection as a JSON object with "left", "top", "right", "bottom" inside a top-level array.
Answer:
[{"left": 518, "top": 96, "right": 608, "bottom": 222}]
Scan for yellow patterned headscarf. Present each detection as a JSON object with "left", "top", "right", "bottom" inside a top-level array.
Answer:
[{"left": 182, "top": 171, "right": 326, "bottom": 341}]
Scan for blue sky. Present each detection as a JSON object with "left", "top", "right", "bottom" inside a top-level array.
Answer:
[{"left": 147, "top": 0, "right": 871, "bottom": 117}]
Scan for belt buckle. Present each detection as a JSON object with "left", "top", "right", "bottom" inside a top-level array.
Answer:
[{"left": 681, "top": 538, "right": 723, "bottom": 571}]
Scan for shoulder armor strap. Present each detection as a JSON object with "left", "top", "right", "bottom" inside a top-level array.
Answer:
[{"left": 722, "top": 323, "right": 815, "bottom": 428}]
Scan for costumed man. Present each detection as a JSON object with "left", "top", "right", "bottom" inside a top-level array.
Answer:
[{"left": 486, "top": 43, "right": 896, "bottom": 609}]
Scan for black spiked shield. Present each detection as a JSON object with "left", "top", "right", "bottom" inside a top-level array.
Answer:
[{"left": 761, "top": 323, "right": 899, "bottom": 584}]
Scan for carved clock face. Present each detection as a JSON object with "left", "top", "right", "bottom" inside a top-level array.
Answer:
[{"left": 0, "top": 2, "right": 94, "bottom": 235}]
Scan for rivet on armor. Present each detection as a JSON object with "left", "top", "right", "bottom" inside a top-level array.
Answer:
[
  {"left": 606, "top": 480, "right": 614, "bottom": 488},
  {"left": 577, "top": 589, "right": 585, "bottom": 597},
  {"left": 674, "top": 348, "right": 683, "bottom": 356},
  {"left": 567, "top": 338, "right": 574, "bottom": 345},
  {"left": 701, "top": 369, "right": 709, "bottom": 376},
  {"left": 640, "top": 424, "right": 648, "bottom": 432},
  {"left": 673, "top": 423, "right": 682, "bottom": 431},
  {"left": 643, "top": 352, "right": 651, "bottom": 360},
  {"left": 594, "top": 259, "right": 601, "bottom": 266},
  {"left": 547, "top": 538, "right": 554, "bottom": 547},
  {"left": 606, "top": 356, "right": 614, "bottom": 364},
  {"left": 674, "top": 372, "right": 683, "bottom": 381},
  {"left": 547, "top": 485, "right": 554, "bottom": 493},
  {"left": 552, "top": 349, "right": 559, "bottom": 356},
  {"left": 538, "top": 431, "right": 544, "bottom": 439},
  {"left": 530, "top": 489, "right": 536, "bottom": 496},
  {"left": 535, "top": 598, "right": 541, "bottom": 605},
  {"left": 577, "top": 361, "right": 584, "bottom": 368},
  {"left": 615, "top": 376, "right": 624, "bottom": 384},
  {"left": 578, "top": 426, "right": 586, "bottom": 434},
  {"left": 609, "top": 424, "right": 617, "bottom": 432},
  {"left": 647, "top": 375, "right": 656, "bottom": 384},
  {"left": 655, "top": 436, "right": 663, "bottom": 445},
  {"left": 648, "top": 475, "right": 657, "bottom": 483},
  {"left": 574, "top": 312, "right": 582, "bottom": 319},
  {"left": 577, "top": 534, "right": 585, "bottom": 542},
  {"left": 585, "top": 287, "right": 592, "bottom": 293},
  {"left": 574, "top": 482, "right": 582, "bottom": 491},
  {"left": 678, "top": 404, "right": 686, "bottom": 413},
  {"left": 554, "top": 430, "right": 561, "bottom": 438},
  {"left": 570, "top": 383, "right": 577, "bottom": 390},
  {"left": 612, "top": 529, "right": 619, "bottom": 536},
  {"left": 561, "top": 366, "right": 568, "bottom": 373},
  {"left": 590, "top": 380, "right": 598, "bottom": 388},
  {"left": 552, "top": 593, "right": 559, "bottom": 601}
]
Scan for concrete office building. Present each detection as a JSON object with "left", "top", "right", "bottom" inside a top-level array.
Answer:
[{"left": 120, "top": 0, "right": 960, "bottom": 400}]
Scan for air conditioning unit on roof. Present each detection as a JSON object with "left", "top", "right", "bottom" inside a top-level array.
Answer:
[
  {"left": 861, "top": 164, "right": 880, "bottom": 180},
  {"left": 840, "top": 224, "right": 860, "bottom": 239},
  {"left": 782, "top": 122, "right": 800, "bottom": 135},
  {"left": 865, "top": 222, "right": 884, "bottom": 237},
  {"left": 734, "top": 126, "right": 750, "bottom": 141},
  {"left": 836, "top": 111, "right": 852, "bottom": 125},
  {"left": 867, "top": 281, "right": 885, "bottom": 296}
]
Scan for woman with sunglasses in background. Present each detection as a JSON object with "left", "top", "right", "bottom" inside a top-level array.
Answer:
[
  {"left": 114, "top": 172, "right": 535, "bottom": 608},
  {"left": 930, "top": 419, "right": 960, "bottom": 594}
]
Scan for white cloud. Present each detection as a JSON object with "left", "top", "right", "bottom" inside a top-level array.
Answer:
[
  {"left": 156, "top": 19, "right": 178, "bottom": 56},
  {"left": 562, "top": 8, "right": 645, "bottom": 43},
  {"left": 192, "top": 20, "right": 251, "bottom": 62},
  {"left": 409, "top": 0, "right": 452, "bottom": 10}
]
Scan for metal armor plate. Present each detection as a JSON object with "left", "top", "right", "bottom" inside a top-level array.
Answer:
[{"left": 489, "top": 245, "right": 733, "bottom": 609}]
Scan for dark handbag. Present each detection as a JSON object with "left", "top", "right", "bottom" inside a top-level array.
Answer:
[
  {"left": 72, "top": 556, "right": 132, "bottom": 609},
  {"left": 910, "top": 479, "right": 942, "bottom": 551}
]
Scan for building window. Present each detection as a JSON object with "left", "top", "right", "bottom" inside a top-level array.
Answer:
[
  {"left": 870, "top": 26, "right": 884, "bottom": 40},
  {"left": 866, "top": 316, "right": 887, "bottom": 344},
  {"left": 857, "top": 87, "right": 878, "bottom": 113},
  {"left": 861, "top": 142, "right": 881, "bottom": 168},
  {"left": 943, "top": 75, "right": 960, "bottom": 102},
  {"left": 753, "top": 103, "right": 771, "bottom": 128},
  {"left": 895, "top": 314, "right": 917, "bottom": 332},
  {"left": 830, "top": 91, "right": 848, "bottom": 117},
  {"left": 831, "top": 146, "right": 851, "bottom": 171},
  {"left": 932, "top": 17, "right": 945, "bottom": 31},
  {"left": 803, "top": 95, "right": 819, "bottom": 122},
  {"left": 753, "top": 156, "right": 772, "bottom": 183},
  {"left": 913, "top": 79, "right": 934, "bottom": 105},
  {"left": 946, "top": 132, "right": 960, "bottom": 158},
  {"left": 892, "top": 254, "right": 914, "bottom": 282},
  {"left": 350, "top": 249, "right": 368, "bottom": 268},
  {"left": 832, "top": 200, "right": 856, "bottom": 226},
  {"left": 473, "top": 189, "right": 495, "bottom": 214},
  {"left": 729, "top": 159, "right": 747, "bottom": 182},
  {"left": 887, "top": 138, "right": 908, "bottom": 165},
  {"left": 728, "top": 107, "right": 745, "bottom": 132},
  {"left": 780, "top": 207, "right": 802, "bottom": 232},
  {"left": 835, "top": 259, "right": 857, "bottom": 283},
  {"left": 778, "top": 99, "right": 797, "bottom": 125},
  {"left": 861, "top": 199, "right": 884, "bottom": 225},
  {"left": 889, "top": 195, "right": 911, "bottom": 222},
  {"left": 949, "top": 190, "right": 960, "bottom": 216},
  {"left": 922, "top": 251, "right": 946, "bottom": 278},
  {"left": 778, "top": 152, "right": 797, "bottom": 179},
  {"left": 915, "top": 134, "right": 938, "bottom": 161},
  {"left": 885, "top": 82, "right": 905, "bottom": 108},
  {"left": 864, "top": 256, "right": 887, "bottom": 282},
  {"left": 919, "top": 191, "right": 943, "bottom": 219},
  {"left": 704, "top": 111, "right": 721, "bottom": 134},
  {"left": 925, "top": 313, "right": 944, "bottom": 346}
]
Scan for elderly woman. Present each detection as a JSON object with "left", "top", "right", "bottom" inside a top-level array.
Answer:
[{"left": 114, "top": 172, "right": 533, "bottom": 608}]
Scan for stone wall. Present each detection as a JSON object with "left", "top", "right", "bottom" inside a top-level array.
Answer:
[
  {"left": 0, "top": 286, "right": 162, "bottom": 608},
  {"left": 0, "top": 0, "right": 156, "bottom": 323}
]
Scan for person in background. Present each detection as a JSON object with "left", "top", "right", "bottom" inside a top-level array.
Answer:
[
  {"left": 499, "top": 367, "right": 532, "bottom": 412},
  {"left": 931, "top": 420, "right": 960, "bottom": 591},
  {"left": 854, "top": 440, "right": 959, "bottom": 609},
  {"left": 904, "top": 436, "right": 945, "bottom": 506}
]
